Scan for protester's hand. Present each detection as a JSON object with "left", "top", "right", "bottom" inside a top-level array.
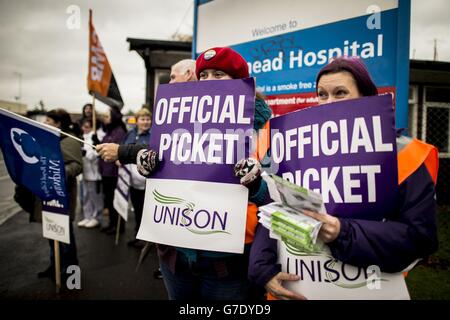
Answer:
[
  {"left": 96, "top": 143, "right": 119, "bottom": 162},
  {"left": 234, "top": 158, "right": 261, "bottom": 185},
  {"left": 302, "top": 210, "right": 341, "bottom": 243},
  {"left": 234, "top": 158, "right": 262, "bottom": 195},
  {"left": 265, "top": 272, "right": 307, "bottom": 300},
  {"left": 136, "top": 149, "right": 160, "bottom": 177},
  {"left": 92, "top": 134, "right": 100, "bottom": 146}
]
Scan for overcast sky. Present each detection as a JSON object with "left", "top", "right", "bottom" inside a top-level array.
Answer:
[{"left": 0, "top": 0, "right": 449, "bottom": 114}]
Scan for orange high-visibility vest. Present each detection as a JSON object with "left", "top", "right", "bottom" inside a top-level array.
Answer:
[
  {"left": 267, "top": 137, "right": 439, "bottom": 299},
  {"left": 397, "top": 137, "right": 439, "bottom": 185},
  {"left": 245, "top": 121, "right": 270, "bottom": 244}
]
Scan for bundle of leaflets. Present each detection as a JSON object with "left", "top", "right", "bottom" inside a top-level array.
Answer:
[{"left": 259, "top": 173, "right": 327, "bottom": 253}]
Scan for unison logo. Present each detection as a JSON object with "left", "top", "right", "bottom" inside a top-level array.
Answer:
[
  {"left": 44, "top": 216, "right": 65, "bottom": 236},
  {"left": 284, "top": 241, "right": 387, "bottom": 289},
  {"left": 10, "top": 128, "right": 41, "bottom": 164},
  {"left": 152, "top": 190, "right": 230, "bottom": 235}
]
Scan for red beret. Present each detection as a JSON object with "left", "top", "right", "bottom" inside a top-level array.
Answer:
[{"left": 196, "top": 47, "right": 249, "bottom": 80}]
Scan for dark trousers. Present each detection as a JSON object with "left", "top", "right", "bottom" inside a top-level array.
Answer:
[
  {"left": 159, "top": 246, "right": 266, "bottom": 301},
  {"left": 130, "top": 187, "right": 145, "bottom": 235},
  {"left": 102, "top": 176, "right": 120, "bottom": 229},
  {"left": 48, "top": 222, "right": 78, "bottom": 273}
]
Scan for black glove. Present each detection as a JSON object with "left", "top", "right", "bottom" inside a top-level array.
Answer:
[
  {"left": 92, "top": 134, "right": 100, "bottom": 146},
  {"left": 136, "top": 149, "right": 160, "bottom": 177},
  {"left": 234, "top": 158, "right": 262, "bottom": 196},
  {"left": 82, "top": 149, "right": 87, "bottom": 156}
]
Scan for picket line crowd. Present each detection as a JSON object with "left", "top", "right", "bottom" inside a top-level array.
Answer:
[{"left": 24, "top": 47, "right": 438, "bottom": 300}]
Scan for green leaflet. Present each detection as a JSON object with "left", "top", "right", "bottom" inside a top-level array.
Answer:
[
  {"left": 271, "top": 174, "right": 308, "bottom": 195},
  {"left": 272, "top": 221, "right": 310, "bottom": 242},
  {"left": 271, "top": 212, "right": 313, "bottom": 235},
  {"left": 273, "top": 226, "right": 313, "bottom": 252}
]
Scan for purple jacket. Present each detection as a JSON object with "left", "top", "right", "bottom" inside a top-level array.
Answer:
[
  {"left": 248, "top": 163, "right": 438, "bottom": 288},
  {"left": 99, "top": 126, "right": 127, "bottom": 177}
]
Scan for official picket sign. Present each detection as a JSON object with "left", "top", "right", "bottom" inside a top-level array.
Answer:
[
  {"left": 0, "top": 108, "right": 70, "bottom": 243},
  {"left": 137, "top": 79, "right": 256, "bottom": 254},
  {"left": 278, "top": 242, "right": 410, "bottom": 300},
  {"left": 270, "top": 95, "right": 398, "bottom": 220},
  {"left": 114, "top": 166, "right": 131, "bottom": 221}
]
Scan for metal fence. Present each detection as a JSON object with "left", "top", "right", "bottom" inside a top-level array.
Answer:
[{"left": 410, "top": 85, "right": 450, "bottom": 205}]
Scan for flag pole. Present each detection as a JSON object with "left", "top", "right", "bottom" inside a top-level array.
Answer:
[
  {"left": 115, "top": 217, "right": 121, "bottom": 245},
  {"left": 92, "top": 95, "right": 97, "bottom": 133},
  {"left": 59, "top": 130, "right": 95, "bottom": 148},
  {"left": 0, "top": 108, "right": 95, "bottom": 148},
  {"left": 54, "top": 240, "right": 61, "bottom": 293}
]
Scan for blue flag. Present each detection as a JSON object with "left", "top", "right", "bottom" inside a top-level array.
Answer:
[{"left": 0, "top": 108, "right": 68, "bottom": 213}]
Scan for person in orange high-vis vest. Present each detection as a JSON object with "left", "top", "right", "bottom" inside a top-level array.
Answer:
[
  {"left": 97, "top": 52, "right": 273, "bottom": 300},
  {"left": 249, "top": 57, "right": 439, "bottom": 300},
  {"left": 153, "top": 47, "right": 273, "bottom": 301}
]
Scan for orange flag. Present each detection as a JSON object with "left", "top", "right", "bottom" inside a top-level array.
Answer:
[{"left": 87, "top": 9, "right": 123, "bottom": 108}]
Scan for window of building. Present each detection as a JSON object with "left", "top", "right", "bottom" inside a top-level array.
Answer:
[{"left": 426, "top": 87, "right": 450, "bottom": 103}]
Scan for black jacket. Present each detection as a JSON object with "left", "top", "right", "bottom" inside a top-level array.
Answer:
[{"left": 118, "top": 143, "right": 148, "bottom": 164}]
